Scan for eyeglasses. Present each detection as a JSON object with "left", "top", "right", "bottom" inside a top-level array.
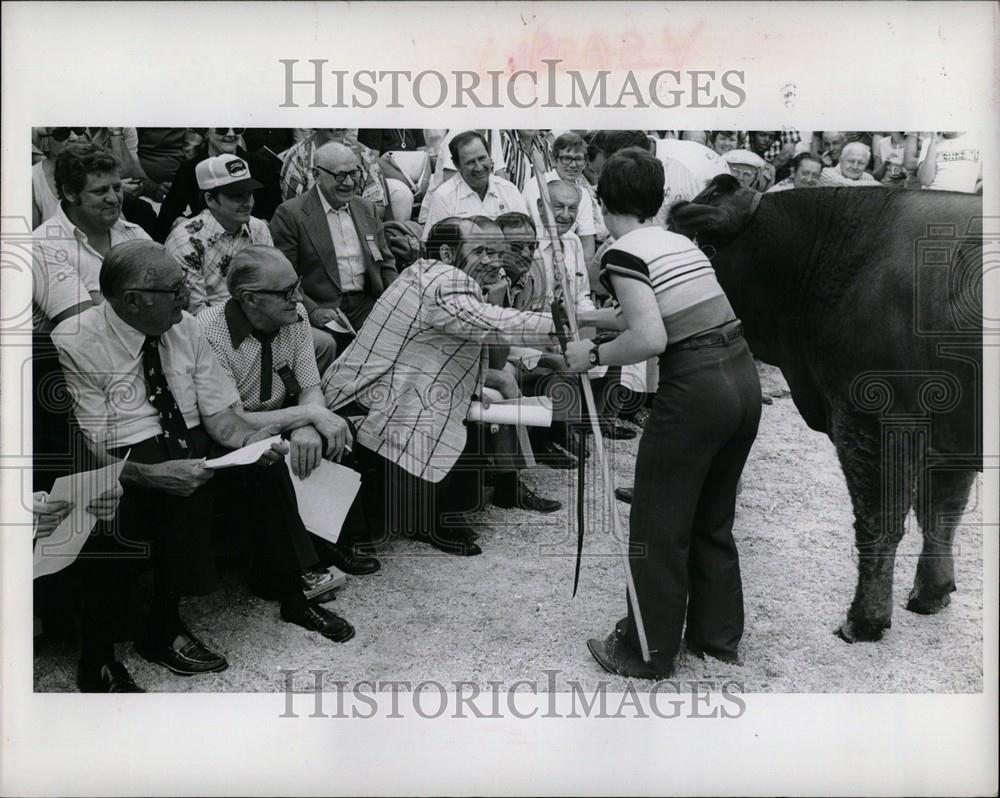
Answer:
[
  {"left": 314, "top": 165, "right": 362, "bottom": 184},
  {"left": 127, "top": 284, "right": 189, "bottom": 301},
  {"left": 249, "top": 277, "right": 302, "bottom": 302},
  {"left": 509, "top": 240, "right": 539, "bottom": 254},
  {"left": 213, "top": 128, "right": 246, "bottom": 135},
  {"left": 49, "top": 127, "right": 86, "bottom": 142},
  {"left": 556, "top": 154, "right": 586, "bottom": 167}
]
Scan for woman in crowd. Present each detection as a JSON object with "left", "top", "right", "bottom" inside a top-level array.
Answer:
[{"left": 566, "top": 147, "right": 761, "bottom": 679}]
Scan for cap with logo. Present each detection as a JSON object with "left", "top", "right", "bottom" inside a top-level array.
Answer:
[{"left": 195, "top": 154, "right": 263, "bottom": 194}]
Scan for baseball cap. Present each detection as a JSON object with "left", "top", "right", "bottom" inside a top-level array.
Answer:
[{"left": 195, "top": 154, "right": 263, "bottom": 194}]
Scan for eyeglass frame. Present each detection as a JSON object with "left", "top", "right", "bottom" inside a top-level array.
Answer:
[
  {"left": 555, "top": 153, "right": 586, "bottom": 166},
  {"left": 213, "top": 128, "right": 246, "bottom": 135},
  {"left": 246, "top": 277, "right": 303, "bottom": 302},
  {"left": 49, "top": 127, "right": 87, "bottom": 142},
  {"left": 314, "top": 164, "right": 363, "bottom": 184}
]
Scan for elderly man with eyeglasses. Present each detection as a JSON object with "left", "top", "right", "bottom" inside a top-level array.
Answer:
[{"left": 270, "top": 142, "right": 399, "bottom": 356}]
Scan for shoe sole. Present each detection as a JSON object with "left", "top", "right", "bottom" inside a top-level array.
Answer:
[
  {"left": 587, "top": 639, "right": 619, "bottom": 676},
  {"left": 134, "top": 643, "right": 229, "bottom": 677},
  {"left": 282, "top": 615, "right": 356, "bottom": 643}
]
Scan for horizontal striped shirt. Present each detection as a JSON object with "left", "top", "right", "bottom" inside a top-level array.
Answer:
[{"left": 599, "top": 227, "right": 735, "bottom": 345}]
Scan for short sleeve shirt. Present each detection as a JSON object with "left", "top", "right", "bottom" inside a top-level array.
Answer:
[
  {"left": 600, "top": 226, "right": 735, "bottom": 344},
  {"left": 197, "top": 300, "right": 320, "bottom": 412},
  {"left": 52, "top": 303, "right": 240, "bottom": 449}
]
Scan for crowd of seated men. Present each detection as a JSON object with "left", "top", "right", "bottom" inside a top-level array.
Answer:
[{"left": 30, "top": 126, "right": 982, "bottom": 691}]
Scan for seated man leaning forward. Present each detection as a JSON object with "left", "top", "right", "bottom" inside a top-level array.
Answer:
[
  {"left": 322, "top": 216, "right": 560, "bottom": 556},
  {"left": 52, "top": 240, "right": 350, "bottom": 691},
  {"left": 197, "top": 244, "right": 380, "bottom": 579}
]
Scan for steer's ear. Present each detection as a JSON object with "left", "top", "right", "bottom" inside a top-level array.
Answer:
[{"left": 668, "top": 202, "right": 732, "bottom": 239}]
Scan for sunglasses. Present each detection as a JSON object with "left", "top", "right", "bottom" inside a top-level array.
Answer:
[
  {"left": 250, "top": 277, "right": 302, "bottom": 302},
  {"left": 49, "top": 127, "right": 86, "bottom": 142},
  {"left": 213, "top": 128, "right": 246, "bottom": 135},
  {"left": 314, "top": 165, "right": 362, "bottom": 184}
]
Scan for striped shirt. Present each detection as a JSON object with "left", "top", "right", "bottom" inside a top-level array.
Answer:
[
  {"left": 322, "top": 259, "right": 555, "bottom": 482},
  {"left": 600, "top": 227, "right": 735, "bottom": 344},
  {"left": 501, "top": 130, "right": 552, "bottom": 192}
]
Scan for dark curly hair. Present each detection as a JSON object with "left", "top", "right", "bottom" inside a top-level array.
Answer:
[
  {"left": 596, "top": 147, "right": 664, "bottom": 222},
  {"left": 54, "top": 141, "right": 119, "bottom": 201}
]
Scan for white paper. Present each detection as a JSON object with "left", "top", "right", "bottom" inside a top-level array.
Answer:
[
  {"left": 289, "top": 459, "right": 362, "bottom": 545},
  {"left": 467, "top": 396, "right": 553, "bottom": 427},
  {"left": 32, "top": 459, "right": 127, "bottom": 580},
  {"left": 203, "top": 435, "right": 283, "bottom": 469},
  {"left": 323, "top": 311, "right": 357, "bottom": 337}
]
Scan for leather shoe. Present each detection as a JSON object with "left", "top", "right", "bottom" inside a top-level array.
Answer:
[
  {"left": 493, "top": 480, "right": 562, "bottom": 513},
  {"left": 136, "top": 629, "right": 228, "bottom": 676},
  {"left": 281, "top": 602, "right": 355, "bottom": 642},
  {"left": 77, "top": 661, "right": 145, "bottom": 693},
  {"left": 587, "top": 632, "right": 673, "bottom": 680},
  {"left": 415, "top": 527, "right": 482, "bottom": 556},
  {"left": 601, "top": 422, "right": 638, "bottom": 441},
  {"left": 319, "top": 541, "right": 381, "bottom": 576},
  {"left": 614, "top": 486, "right": 633, "bottom": 504}
]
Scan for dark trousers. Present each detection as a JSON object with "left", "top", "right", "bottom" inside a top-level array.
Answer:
[
  {"left": 354, "top": 433, "right": 481, "bottom": 545},
  {"left": 621, "top": 336, "right": 761, "bottom": 670},
  {"left": 213, "top": 459, "right": 320, "bottom": 596}
]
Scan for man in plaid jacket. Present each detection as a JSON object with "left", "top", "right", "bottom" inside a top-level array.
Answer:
[{"left": 322, "top": 216, "right": 560, "bottom": 556}]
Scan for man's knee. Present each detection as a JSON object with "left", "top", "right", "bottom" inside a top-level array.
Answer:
[
  {"left": 311, "top": 328, "right": 336, "bottom": 377},
  {"left": 385, "top": 178, "right": 414, "bottom": 221}
]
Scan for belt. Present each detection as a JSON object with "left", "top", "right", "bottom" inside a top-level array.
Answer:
[{"left": 665, "top": 321, "right": 744, "bottom": 353}]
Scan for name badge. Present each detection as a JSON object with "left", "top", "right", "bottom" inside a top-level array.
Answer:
[{"left": 364, "top": 234, "right": 383, "bottom": 262}]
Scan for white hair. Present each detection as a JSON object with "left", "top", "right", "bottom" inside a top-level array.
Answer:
[{"left": 841, "top": 141, "right": 871, "bottom": 161}]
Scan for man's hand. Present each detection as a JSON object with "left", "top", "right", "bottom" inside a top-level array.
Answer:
[
  {"left": 86, "top": 483, "right": 124, "bottom": 521},
  {"left": 309, "top": 307, "right": 339, "bottom": 328},
  {"left": 308, "top": 408, "right": 352, "bottom": 460},
  {"left": 246, "top": 424, "right": 289, "bottom": 467},
  {"left": 148, "top": 459, "right": 215, "bottom": 497},
  {"left": 121, "top": 177, "right": 144, "bottom": 199},
  {"left": 485, "top": 365, "right": 521, "bottom": 400},
  {"left": 564, "top": 339, "right": 594, "bottom": 372},
  {"left": 289, "top": 425, "right": 323, "bottom": 479},
  {"left": 142, "top": 179, "right": 172, "bottom": 202},
  {"left": 537, "top": 353, "right": 568, "bottom": 372},
  {"left": 33, "top": 496, "right": 73, "bottom": 539}
]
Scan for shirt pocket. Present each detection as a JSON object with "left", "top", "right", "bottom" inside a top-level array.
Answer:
[{"left": 163, "top": 365, "right": 198, "bottom": 419}]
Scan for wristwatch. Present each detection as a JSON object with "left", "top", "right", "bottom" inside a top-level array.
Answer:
[{"left": 587, "top": 343, "right": 602, "bottom": 367}]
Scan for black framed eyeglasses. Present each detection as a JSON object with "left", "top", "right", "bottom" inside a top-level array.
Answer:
[
  {"left": 50, "top": 127, "right": 86, "bottom": 142},
  {"left": 556, "top": 154, "right": 586, "bottom": 167},
  {"left": 127, "top": 284, "right": 189, "bottom": 301},
  {"left": 510, "top": 240, "right": 539, "bottom": 254},
  {"left": 314, "top": 165, "right": 362, "bottom": 184},
  {"left": 213, "top": 128, "right": 246, "bottom": 135},
  {"left": 250, "top": 277, "right": 302, "bottom": 302}
]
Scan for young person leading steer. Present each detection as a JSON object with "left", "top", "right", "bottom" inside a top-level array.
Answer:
[{"left": 565, "top": 147, "right": 762, "bottom": 679}]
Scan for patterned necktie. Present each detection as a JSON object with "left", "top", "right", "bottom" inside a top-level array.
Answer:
[
  {"left": 141, "top": 336, "right": 192, "bottom": 459},
  {"left": 251, "top": 329, "right": 279, "bottom": 403}
]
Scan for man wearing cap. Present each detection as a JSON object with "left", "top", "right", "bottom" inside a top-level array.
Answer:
[
  {"left": 270, "top": 141, "right": 399, "bottom": 339},
  {"left": 163, "top": 154, "right": 273, "bottom": 316},
  {"left": 722, "top": 149, "right": 772, "bottom": 191}
]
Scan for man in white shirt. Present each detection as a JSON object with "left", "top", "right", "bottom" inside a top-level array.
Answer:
[
  {"left": 917, "top": 132, "right": 983, "bottom": 193},
  {"left": 32, "top": 143, "right": 151, "bottom": 330},
  {"left": 421, "top": 131, "right": 527, "bottom": 240}
]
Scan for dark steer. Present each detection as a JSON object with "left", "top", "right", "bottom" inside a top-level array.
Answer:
[{"left": 671, "top": 176, "right": 983, "bottom": 643}]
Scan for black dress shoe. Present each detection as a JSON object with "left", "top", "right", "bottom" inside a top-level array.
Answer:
[
  {"left": 77, "top": 661, "right": 145, "bottom": 693},
  {"left": 281, "top": 602, "right": 355, "bottom": 642},
  {"left": 415, "top": 528, "right": 482, "bottom": 556},
  {"left": 685, "top": 641, "right": 742, "bottom": 665},
  {"left": 136, "top": 630, "right": 228, "bottom": 676},
  {"left": 587, "top": 632, "right": 673, "bottom": 680},
  {"left": 614, "top": 486, "right": 633, "bottom": 504},
  {"left": 321, "top": 542, "right": 381, "bottom": 576},
  {"left": 601, "top": 422, "right": 638, "bottom": 441},
  {"left": 493, "top": 480, "right": 562, "bottom": 513}
]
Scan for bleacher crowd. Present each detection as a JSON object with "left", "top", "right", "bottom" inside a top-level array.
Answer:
[{"left": 29, "top": 127, "right": 982, "bottom": 691}]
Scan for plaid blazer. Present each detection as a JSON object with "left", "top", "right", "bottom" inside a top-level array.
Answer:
[{"left": 322, "top": 259, "right": 556, "bottom": 482}]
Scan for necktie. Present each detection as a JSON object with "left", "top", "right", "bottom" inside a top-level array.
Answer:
[
  {"left": 141, "top": 336, "right": 192, "bottom": 459},
  {"left": 251, "top": 329, "right": 279, "bottom": 403}
]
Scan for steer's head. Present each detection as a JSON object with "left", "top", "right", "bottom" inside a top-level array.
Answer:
[{"left": 668, "top": 174, "right": 761, "bottom": 250}]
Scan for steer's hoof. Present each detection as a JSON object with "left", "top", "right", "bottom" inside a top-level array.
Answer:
[
  {"left": 835, "top": 617, "right": 887, "bottom": 644},
  {"left": 906, "top": 590, "right": 952, "bottom": 616}
]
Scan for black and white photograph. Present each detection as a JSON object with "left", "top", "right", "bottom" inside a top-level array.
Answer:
[{"left": 2, "top": 2, "right": 997, "bottom": 796}]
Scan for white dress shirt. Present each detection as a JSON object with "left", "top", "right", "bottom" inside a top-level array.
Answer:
[
  {"left": 421, "top": 174, "right": 528, "bottom": 240},
  {"left": 318, "top": 189, "right": 366, "bottom": 291}
]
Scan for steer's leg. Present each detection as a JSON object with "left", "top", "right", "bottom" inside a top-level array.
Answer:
[
  {"left": 832, "top": 413, "right": 913, "bottom": 643},
  {"left": 906, "top": 469, "right": 974, "bottom": 614}
]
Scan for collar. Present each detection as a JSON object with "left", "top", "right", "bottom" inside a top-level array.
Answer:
[
  {"left": 54, "top": 202, "right": 133, "bottom": 244},
  {"left": 196, "top": 207, "right": 252, "bottom": 239},
  {"left": 103, "top": 302, "right": 148, "bottom": 358},
  {"left": 224, "top": 298, "right": 258, "bottom": 349},
  {"left": 317, "top": 188, "right": 352, "bottom": 217},
  {"left": 455, "top": 174, "right": 497, "bottom": 201}
]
